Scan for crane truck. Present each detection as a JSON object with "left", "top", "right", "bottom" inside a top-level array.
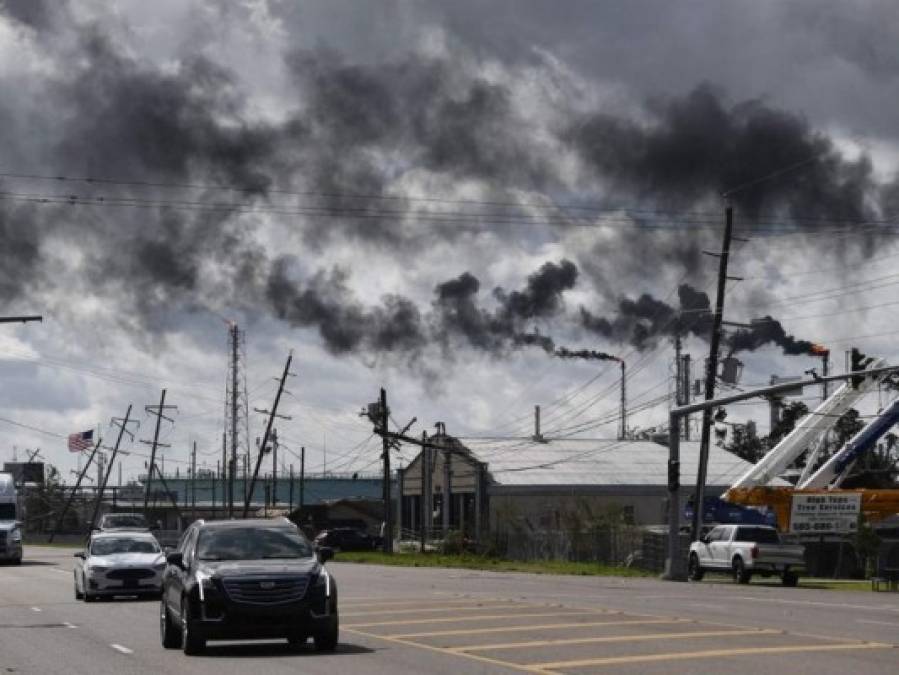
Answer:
[{"left": 720, "top": 354, "right": 899, "bottom": 531}]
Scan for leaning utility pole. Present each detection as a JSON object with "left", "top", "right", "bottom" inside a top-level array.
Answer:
[
  {"left": 142, "top": 389, "right": 177, "bottom": 515},
  {"left": 243, "top": 353, "right": 293, "bottom": 518},
  {"left": 49, "top": 435, "right": 102, "bottom": 543},
  {"left": 89, "top": 405, "right": 136, "bottom": 532},
  {"left": 691, "top": 205, "right": 735, "bottom": 542}
]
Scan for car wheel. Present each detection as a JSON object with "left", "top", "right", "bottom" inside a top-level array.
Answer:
[
  {"left": 782, "top": 571, "right": 799, "bottom": 587},
  {"left": 160, "top": 597, "right": 181, "bottom": 649},
  {"left": 688, "top": 554, "right": 705, "bottom": 581},
  {"left": 313, "top": 616, "right": 339, "bottom": 653},
  {"left": 12, "top": 557, "right": 22, "bottom": 565},
  {"left": 74, "top": 573, "right": 84, "bottom": 600},
  {"left": 732, "top": 557, "right": 752, "bottom": 584},
  {"left": 181, "top": 598, "right": 205, "bottom": 655}
]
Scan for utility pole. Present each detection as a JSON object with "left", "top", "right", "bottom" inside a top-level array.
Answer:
[
  {"left": 271, "top": 428, "right": 278, "bottom": 508},
  {"left": 618, "top": 360, "right": 627, "bottom": 441},
  {"left": 191, "top": 441, "right": 197, "bottom": 522},
  {"left": 289, "top": 464, "right": 294, "bottom": 512},
  {"left": 420, "top": 431, "right": 428, "bottom": 552},
  {"left": 90, "top": 405, "right": 136, "bottom": 531},
  {"left": 380, "top": 388, "right": 393, "bottom": 553},
  {"left": 229, "top": 324, "right": 239, "bottom": 519},
  {"left": 49, "top": 436, "right": 102, "bottom": 542},
  {"left": 243, "top": 353, "right": 293, "bottom": 518},
  {"left": 142, "top": 389, "right": 177, "bottom": 516},
  {"left": 691, "top": 205, "right": 735, "bottom": 542},
  {"left": 299, "top": 447, "right": 305, "bottom": 511}
]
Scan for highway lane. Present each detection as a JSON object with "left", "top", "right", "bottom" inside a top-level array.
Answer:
[{"left": 1, "top": 546, "right": 897, "bottom": 674}]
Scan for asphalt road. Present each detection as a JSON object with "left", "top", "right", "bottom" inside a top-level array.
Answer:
[{"left": 1, "top": 546, "right": 897, "bottom": 674}]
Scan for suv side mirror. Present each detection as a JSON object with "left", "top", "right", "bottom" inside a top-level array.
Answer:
[
  {"left": 317, "top": 546, "right": 334, "bottom": 564},
  {"left": 166, "top": 552, "right": 184, "bottom": 569},
  {"left": 73, "top": 551, "right": 85, "bottom": 559}
]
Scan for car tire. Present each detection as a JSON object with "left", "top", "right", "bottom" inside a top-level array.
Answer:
[
  {"left": 74, "top": 573, "right": 83, "bottom": 600},
  {"left": 688, "top": 554, "right": 705, "bottom": 581},
  {"left": 782, "top": 570, "right": 799, "bottom": 587},
  {"left": 732, "top": 557, "right": 752, "bottom": 584},
  {"left": 181, "top": 598, "right": 205, "bottom": 655},
  {"left": 160, "top": 598, "right": 181, "bottom": 649},
  {"left": 12, "top": 557, "right": 21, "bottom": 565},
  {"left": 313, "top": 617, "right": 339, "bottom": 653}
]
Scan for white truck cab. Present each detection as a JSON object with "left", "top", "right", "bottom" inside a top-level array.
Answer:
[
  {"left": 689, "top": 524, "right": 804, "bottom": 586},
  {"left": 0, "top": 472, "right": 23, "bottom": 564}
]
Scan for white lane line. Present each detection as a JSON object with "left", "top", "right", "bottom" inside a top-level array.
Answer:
[
  {"left": 109, "top": 644, "right": 133, "bottom": 655},
  {"left": 30, "top": 607, "right": 42, "bottom": 612},
  {"left": 857, "top": 619, "right": 899, "bottom": 627}
]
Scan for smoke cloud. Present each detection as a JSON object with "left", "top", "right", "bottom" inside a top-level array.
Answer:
[{"left": 0, "top": 5, "right": 889, "bottom": 366}]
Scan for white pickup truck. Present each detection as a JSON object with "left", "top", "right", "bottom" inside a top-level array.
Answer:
[{"left": 688, "top": 524, "right": 805, "bottom": 586}]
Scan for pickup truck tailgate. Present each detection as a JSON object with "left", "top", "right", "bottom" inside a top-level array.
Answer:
[{"left": 756, "top": 544, "right": 805, "bottom": 566}]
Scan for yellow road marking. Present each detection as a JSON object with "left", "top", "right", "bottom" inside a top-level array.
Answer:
[
  {"left": 344, "top": 610, "right": 606, "bottom": 629},
  {"left": 449, "top": 627, "right": 778, "bottom": 652},
  {"left": 342, "top": 602, "right": 526, "bottom": 617},
  {"left": 343, "top": 626, "right": 553, "bottom": 675},
  {"left": 527, "top": 642, "right": 892, "bottom": 670},
  {"left": 388, "top": 618, "right": 690, "bottom": 639}
]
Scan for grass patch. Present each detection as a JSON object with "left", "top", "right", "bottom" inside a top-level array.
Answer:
[{"left": 334, "top": 551, "right": 651, "bottom": 577}]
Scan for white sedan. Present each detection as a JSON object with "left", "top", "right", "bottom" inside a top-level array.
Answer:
[{"left": 74, "top": 531, "right": 166, "bottom": 601}]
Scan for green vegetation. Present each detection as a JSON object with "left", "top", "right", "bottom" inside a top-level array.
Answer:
[{"left": 334, "top": 551, "right": 652, "bottom": 577}]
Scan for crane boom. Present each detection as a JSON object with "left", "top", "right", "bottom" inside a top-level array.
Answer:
[
  {"left": 724, "top": 358, "right": 885, "bottom": 494},
  {"left": 799, "top": 397, "right": 899, "bottom": 489}
]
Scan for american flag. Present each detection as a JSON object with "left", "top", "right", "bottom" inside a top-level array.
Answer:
[{"left": 68, "top": 429, "right": 94, "bottom": 453}]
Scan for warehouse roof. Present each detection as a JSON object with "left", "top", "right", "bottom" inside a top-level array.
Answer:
[{"left": 460, "top": 438, "right": 787, "bottom": 490}]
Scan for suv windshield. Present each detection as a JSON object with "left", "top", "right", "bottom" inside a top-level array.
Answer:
[
  {"left": 102, "top": 515, "right": 147, "bottom": 528},
  {"left": 196, "top": 526, "right": 314, "bottom": 561},
  {"left": 91, "top": 537, "right": 160, "bottom": 555}
]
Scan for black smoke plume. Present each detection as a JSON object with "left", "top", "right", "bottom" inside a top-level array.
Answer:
[
  {"left": 580, "top": 284, "right": 714, "bottom": 350},
  {"left": 726, "top": 318, "right": 816, "bottom": 356},
  {"left": 555, "top": 347, "right": 620, "bottom": 362}
]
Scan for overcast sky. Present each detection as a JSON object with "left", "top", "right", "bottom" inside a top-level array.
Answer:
[{"left": 2, "top": 0, "right": 899, "bottom": 484}]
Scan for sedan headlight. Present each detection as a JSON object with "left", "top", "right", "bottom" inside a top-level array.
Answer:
[
  {"left": 88, "top": 565, "right": 110, "bottom": 575},
  {"left": 10, "top": 529, "right": 22, "bottom": 543}
]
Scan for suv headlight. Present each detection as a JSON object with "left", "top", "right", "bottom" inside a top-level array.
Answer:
[
  {"left": 195, "top": 569, "right": 215, "bottom": 601},
  {"left": 313, "top": 568, "right": 331, "bottom": 597},
  {"left": 10, "top": 529, "right": 22, "bottom": 543},
  {"left": 88, "top": 565, "right": 109, "bottom": 575}
]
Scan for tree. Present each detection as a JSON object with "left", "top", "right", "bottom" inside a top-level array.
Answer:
[
  {"left": 726, "top": 424, "right": 765, "bottom": 463},
  {"left": 768, "top": 401, "right": 809, "bottom": 447}
]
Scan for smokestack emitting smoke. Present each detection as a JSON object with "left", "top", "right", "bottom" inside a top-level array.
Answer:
[{"left": 0, "top": 4, "right": 883, "bottom": 365}]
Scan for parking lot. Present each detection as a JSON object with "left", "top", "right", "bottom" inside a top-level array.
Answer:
[
  {"left": 1, "top": 547, "right": 897, "bottom": 674},
  {"left": 342, "top": 595, "right": 891, "bottom": 673}
]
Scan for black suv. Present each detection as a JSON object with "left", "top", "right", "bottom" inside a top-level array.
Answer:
[{"left": 160, "top": 518, "right": 338, "bottom": 654}]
